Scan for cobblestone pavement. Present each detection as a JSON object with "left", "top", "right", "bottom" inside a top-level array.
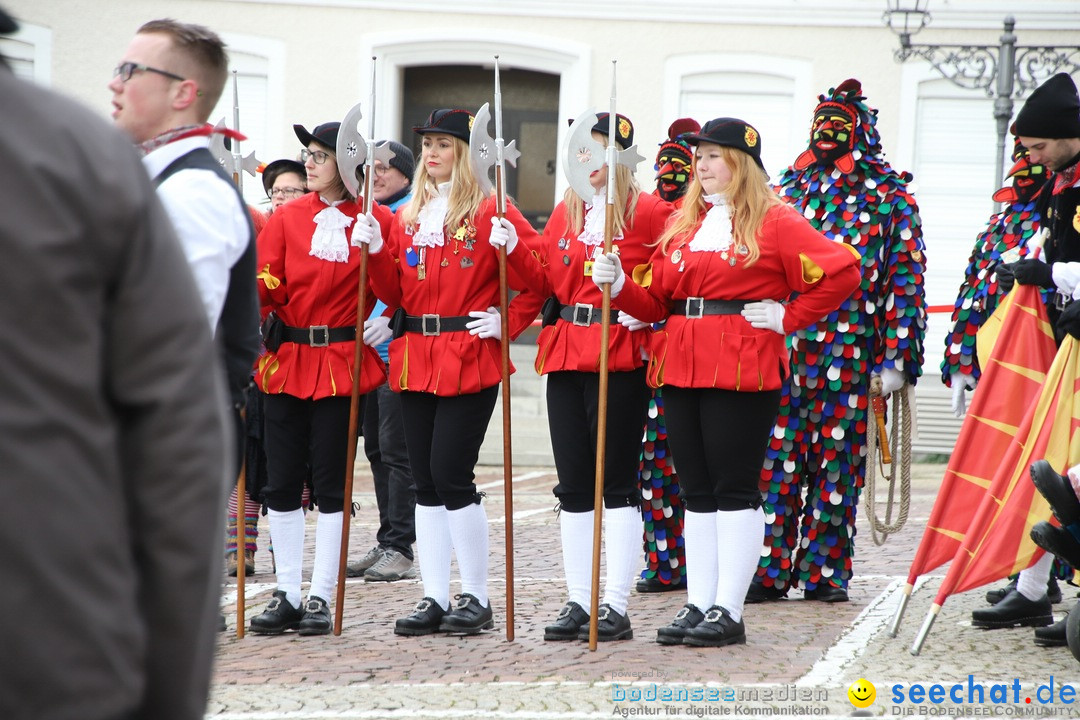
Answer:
[{"left": 209, "top": 462, "right": 1080, "bottom": 719}]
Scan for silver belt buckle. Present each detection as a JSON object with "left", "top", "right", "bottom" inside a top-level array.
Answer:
[
  {"left": 1055, "top": 291, "right": 1070, "bottom": 311},
  {"left": 308, "top": 325, "right": 329, "bottom": 347},
  {"left": 421, "top": 314, "right": 441, "bottom": 336},
  {"left": 685, "top": 297, "right": 704, "bottom": 319},
  {"left": 572, "top": 302, "right": 594, "bottom": 326}
]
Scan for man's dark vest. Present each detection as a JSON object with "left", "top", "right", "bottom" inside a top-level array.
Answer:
[{"left": 154, "top": 147, "right": 260, "bottom": 408}]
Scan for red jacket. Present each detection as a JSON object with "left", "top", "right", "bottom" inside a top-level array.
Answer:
[
  {"left": 510, "top": 192, "right": 673, "bottom": 373},
  {"left": 614, "top": 203, "right": 860, "bottom": 391},
  {"left": 368, "top": 197, "right": 543, "bottom": 396},
  {"left": 254, "top": 193, "right": 393, "bottom": 400}
]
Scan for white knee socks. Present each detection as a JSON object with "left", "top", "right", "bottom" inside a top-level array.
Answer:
[
  {"left": 1017, "top": 552, "right": 1055, "bottom": 601},
  {"left": 684, "top": 510, "right": 719, "bottom": 611},
  {"left": 601, "top": 506, "right": 643, "bottom": 616},
  {"left": 309, "top": 511, "right": 342, "bottom": 602},
  {"left": 447, "top": 502, "right": 490, "bottom": 607},
  {"left": 714, "top": 506, "right": 766, "bottom": 623},
  {"left": 560, "top": 509, "right": 594, "bottom": 609},
  {"left": 414, "top": 504, "right": 452, "bottom": 611},
  {"left": 267, "top": 508, "right": 305, "bottom": 608}
]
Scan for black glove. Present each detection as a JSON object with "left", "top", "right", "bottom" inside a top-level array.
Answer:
[
  {"left": 1010, "top": 258, "right": 1055, "bottom": 288},
  {"left": 994, "top": 263, "right": 1015, "bottom": 294},
  {"left": 1058, "top": 301, "right": 1080, "bottom": 340}
]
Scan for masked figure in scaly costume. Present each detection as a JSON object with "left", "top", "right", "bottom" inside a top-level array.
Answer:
[
  {"left": 941, "top": 138, "right": 1046, "bottom": 418},
  {"left": 636, "top": 118, "right": 700, "bottom": 593},
  {"left": 749, "top": 79, "right": 927, "bottom": 603}
]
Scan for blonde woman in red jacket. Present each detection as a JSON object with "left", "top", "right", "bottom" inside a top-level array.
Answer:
[
  {"left": 250, "top": 122, "right": 393, "bottom": 636},
  {"left": 501, "top": 113, "right": 674, "bottom": 642},
  {"left": 592, "top": 117, "right": 860, "bottom": 648},
  {"left": 353, "top": 109, "right": 543, "bottom": 637}
]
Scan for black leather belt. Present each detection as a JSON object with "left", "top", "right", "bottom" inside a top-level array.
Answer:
[
  {"left": 678, "top": 298, "right": 750, "bottom": 318},
  {"left": 281, "top": 324, "right": 356, "bottom": 347},
  {"left": 558, "top": 302, "right": 620, "bottom": 326},
  {"left": 402, "top": 313, "right": 472, "bottom": 336}
]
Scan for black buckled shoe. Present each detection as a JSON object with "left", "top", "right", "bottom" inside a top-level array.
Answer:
[
  {"left": 1031, "top": 460, "right": 1080, "bottom": 527},
  {"left": 635, "top": 574, "right": 684, "bottom": 593},
  {"left": 438, "top": 594, "right": 494, "bottom": 635},
  {"left": 972, "top": 589, "right": 1053, "bottom": 629},
  {"left": 1032, "top": 521, "right": 1080, "bottom": 570},
  {"left": 250, "top": 590, "right": 303, "bottom": 635},
  {"left": 577, "top": 603, "right": 634, "bottom": 641},
  {"left": 746, "top": 582, "right": 788, "bottom": 604},
  {"left": 985, "top": 575, "right": 1062, "bottom": 605},
  {"left": 297, "top": 596, "right": 333, "bottom": 636},
  {"left": 804, "top": 584, "right": 849, "bottom": 603},
  {"left": 394, "top": 597, "right": 446, "bottom": 636},
  {"left": 544, "top": 601, "right": 589, "bottom": 641},
  {"left": 1034, "top": 614, "right": 1069, "bottom": 647},
  {"left": 683, "top": 605, "right": 746, "bottom": 647},
  {"left": 656, "top": 603, "right": 705, "bottom": 645}
]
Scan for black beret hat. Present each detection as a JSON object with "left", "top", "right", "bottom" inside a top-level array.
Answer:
[
  {"left": 261, "top": 158, "right": 306, "bottom": 195},
  {"left": 1012, "top": 73, "right": 1080, "bottom": 140},
  {"left": 413, "top": 109, "right": 474, "bottom": 143},
  {"left": 294, "top": 122, "right": 340, "bottom": 152},
  {"left": 591, "top": 112, "right": 634, "bottom": 150},
  {"left": 683, "top": 117, "right": 766, "bottom": 174}
]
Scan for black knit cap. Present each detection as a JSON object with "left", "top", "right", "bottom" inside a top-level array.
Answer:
[
  {"left": 0, "top": 5, "right": 18, "bottom": 34},
  {"left": 261, "top": 158, "right": 306, "bottom": 195},
  {"left": 379, "top": 140, "right": 415, "bottom": 180},
  {"left": 683, "top": 117, "right": 766, "bottom": 173},
  {"left": 413, "top": 109, "right": 474, "bottom": 143},
  {"left": 1013, "top": 73, "right": 1080, "bottom": 139},
  {"left": 294, "top": 122, "right": 340, "bottom": 152}
]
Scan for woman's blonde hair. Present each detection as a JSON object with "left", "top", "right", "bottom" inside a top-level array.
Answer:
[
  {"left": 658, "top": 145, "right": 779, "bottom": 266},
  {"left": 400, "top": 136, "right": 486, "bottom": 232},
  {"left": 562, "top": 163, "right": 641, "bottom": 237}
]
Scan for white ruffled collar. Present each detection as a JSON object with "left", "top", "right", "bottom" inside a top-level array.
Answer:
[
  {"left": 687, "top": 194, "right": 733, "bottom": 253},
  {"left": 309, "top": 197, "right": 354, "bottom": 263},
  {"left": 579, "top": 193, "right": 622, "bottom": 247},
  {"left": 413, "top": 182, "right": 452, "bottom": 248}
]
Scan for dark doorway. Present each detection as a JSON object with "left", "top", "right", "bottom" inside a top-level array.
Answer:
[{"left": 402, "top": 64, "right": 559, "bottom": 230}]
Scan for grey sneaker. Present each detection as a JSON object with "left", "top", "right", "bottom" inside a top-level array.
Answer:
[
  {"left": 346, "top": 546, "right": 383, "bottom": 578},
  {"left": 364, "top": 549, "right": 414, "bottom": 582}
]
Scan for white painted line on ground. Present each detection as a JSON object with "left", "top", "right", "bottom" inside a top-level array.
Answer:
[
  {"left": 476, "top": 470, "right": 549, "bottom": 490},
  {"left": 796, "top": 576, "right": 904, "bottom": 688}
]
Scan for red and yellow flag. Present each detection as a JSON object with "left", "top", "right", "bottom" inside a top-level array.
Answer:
[
  {"left": 905, "top": 285, "right": 1056, "bottom": 585},
  {"left": 935, "top": 333, "right": 1080, "bottom": 602}
]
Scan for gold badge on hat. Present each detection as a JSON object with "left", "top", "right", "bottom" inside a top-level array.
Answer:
[
  {"left": 744, "top": 126, "right": 758, "bottom": 148},
  {"left": 1073, "top": 206, "right": 1080, "bottom": 234},
  {"left": 618, "top": 118, "right": 631, "bottom": 139},
  {"left": 468, "top": 116, "right": 475, "bottom": 131}
]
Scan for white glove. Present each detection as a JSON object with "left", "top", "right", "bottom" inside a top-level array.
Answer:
[
  {"left": 489, "top": 216, "right": 519, "bottom": 254},
  {"left": 741, "top": 299, "right": 786, "bottom": 334},
  {"left": 350, "top": 212, "right": 383, "bottom": 254},
  {"left": 590, "top": 249, "right": 626, "bottom": 298},
  {"left": 1054, "top": 262, "right": 1080, "bottom": 297},
  {"left": 466, "top": 306, "right": 502, "bottom": 340},
  {"left": 950, "top": 371, "right": 977, "bottom": 418},
  {"left": 617, "top": 311, "right": 649, "bottom": 332},
  {"left": 362, "top": 315, "right": 392, "bottom": 347},
  {"left": 878, "top": 367, "right": 905, "bottom": 396}
]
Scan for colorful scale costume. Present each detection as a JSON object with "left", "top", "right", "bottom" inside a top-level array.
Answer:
[
  {"left": 637, "top": 119, "right": 699, "bottom": 590},
  {"left": 941, "top": 140, "right": 1046, "bottom": 386},
  {"left": 754, "top": 80, "right": 927, "bottom": 594}
]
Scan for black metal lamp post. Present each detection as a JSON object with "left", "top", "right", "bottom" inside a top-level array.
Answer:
[{"left": 883, "top": 0, "right": 1080, "bottom": 194}]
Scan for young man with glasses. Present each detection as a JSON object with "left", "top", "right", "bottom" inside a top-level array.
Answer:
[{"left": 108, "top": 19, "right": 261, "bottom": 630}]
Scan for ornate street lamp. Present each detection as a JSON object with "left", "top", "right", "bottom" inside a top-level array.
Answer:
[{"left": 883, "top": 0, "right": 1080, "bottom": 196}]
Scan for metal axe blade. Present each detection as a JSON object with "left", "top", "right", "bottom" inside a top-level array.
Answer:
[
  {"left": 469, "top": 102, "right": 497, "bottom": 197},
  {"left": 563, "top": 108, "right": 604, "bottom": 201},
  {"left": 336, "top": 103, "right": 368, "bottom": 199}
]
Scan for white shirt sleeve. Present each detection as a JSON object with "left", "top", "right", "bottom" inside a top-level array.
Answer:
[{"left": 155, "top": 169, "right": 250, "bottom": 332}]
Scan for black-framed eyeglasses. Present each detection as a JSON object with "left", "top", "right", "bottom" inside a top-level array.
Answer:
[
  {"left": 113, "top": 61, "right": 186, "bottom": 83},
  {"left": 268, "top": 186, "right": 306, "bottom": 199},
  {"left": 300, "top": 149, "right": 331, "bottom": 165},
  {"left": 372, "top": 163, "right": 390, "bottom": 177}
]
